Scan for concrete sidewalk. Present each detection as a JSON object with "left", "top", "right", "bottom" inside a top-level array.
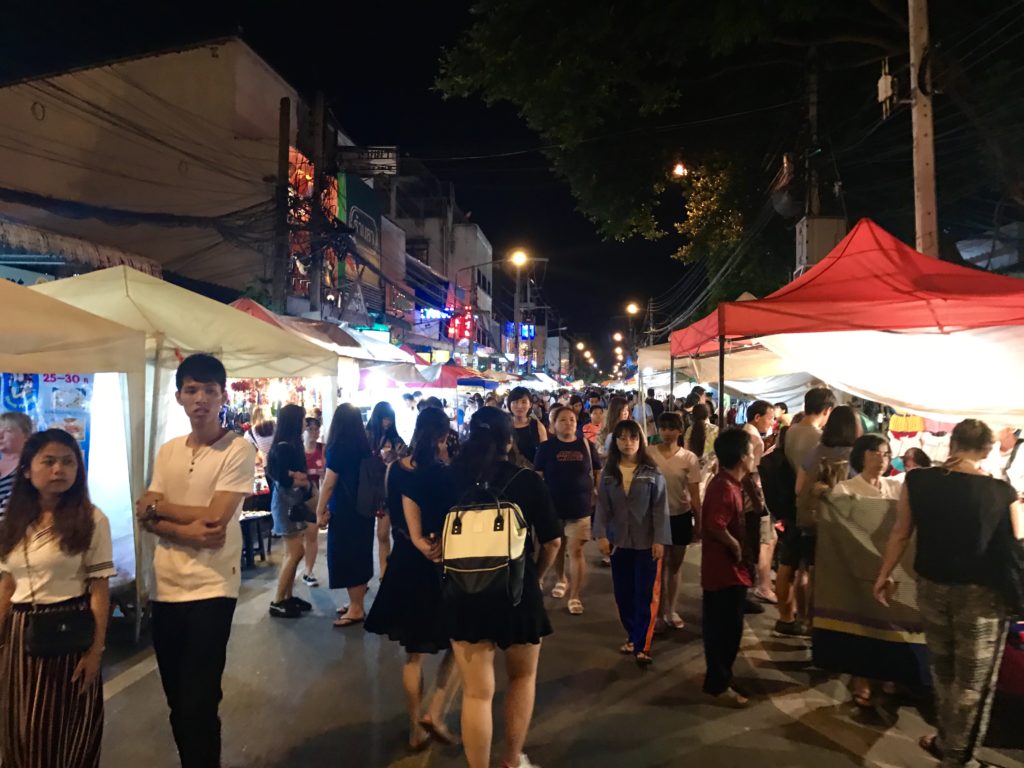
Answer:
[{"left": 99, "top": 537, "right": 1022, "bottom": 767}]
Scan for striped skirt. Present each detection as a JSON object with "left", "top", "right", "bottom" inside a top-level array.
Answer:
[{"left": 0, "top": 596, "right": 103, "bottom": 768}]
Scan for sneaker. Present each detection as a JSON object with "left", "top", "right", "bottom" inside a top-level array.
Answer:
[
  {"left": 773, "top": 619, "right": 811, "bottom": 638},
  {"left": 286, "top": 596, "right": 313, "bottom": 612},
  {"left": 301, "top": 573, "right": 319, "bottom": 587},
  {"left": 743, "top": 597, "right": 765, "bottom": 614},
  {"left": 600, "top": 556, "right": 611, "bottom": 568},
  {"left": 269, "top": 601, "right": 301, "bottom": 619},
  {"left": 502, "top": 754, "right": 540, "bottom": 768}
]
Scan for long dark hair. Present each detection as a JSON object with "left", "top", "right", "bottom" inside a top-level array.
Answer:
[
  {"left": 452, "top": 406, "right": 513, "bottom": 488},
  {"left": 367, "top": 401, "right": 401, "bottom": 453},
  {"left": 687, "top": 404, "right": 709, "bottom": 455},
  {"left": 604, "top": 419, "right": 657, "bottom": 486},
  {"left": 273, "top": 404, "right": 305, "bottom": 456},
  {"left": 0, "top": 429, "right": 94, "bottom": 559},
  {"left": 411, "top": 407, "right": 452, "bottom": 468},
  {"left": 821, "top": 405, "right": 860, "bottom": 448},
  {"left": 324, "top": 403, "right": 371, "bottom": 463}
]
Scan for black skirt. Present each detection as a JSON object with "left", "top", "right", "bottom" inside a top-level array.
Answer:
[
  {"left": 0, "top": 596, "right": 103, "bottom": 768},
  {"left": 443, "top": 560, "right": 553, "bottom": 650},
  {"left": 365, "top": 535, "right": 449, "bottom": 654},
  {"left": 326, "top": 504, "right": 375, "bottom": 589}
]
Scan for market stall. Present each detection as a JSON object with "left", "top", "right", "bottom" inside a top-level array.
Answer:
[
  {"left": 32, "top": 266, "right": 338, "bottom": 596},
  {"left": 0, "top": 278, "right": 146, "bottom": 631}
]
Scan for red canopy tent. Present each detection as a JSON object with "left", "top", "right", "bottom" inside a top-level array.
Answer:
[{"left": 670, "top": 218, "right": 1024, "bottom": 357}]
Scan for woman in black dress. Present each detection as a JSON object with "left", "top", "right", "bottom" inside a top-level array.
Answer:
[
  {"left": 315, "top": 404, "right": 374, "bottom": 627},
  {"left": 365, "top": 406, "right": 460, "bottom": 750},
  {"left": 507, "top": 386, "right": 547, "bottom": 468},
  {"left": 446, "top": 407, "right": 562, "bottom": 768},
  {"left": 366, "top": 401, "right": 408, "bottom": 578}
]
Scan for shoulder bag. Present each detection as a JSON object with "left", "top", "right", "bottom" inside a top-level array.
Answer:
[{"left": 22, "top": 539, "right": 96, "bottom": 658}]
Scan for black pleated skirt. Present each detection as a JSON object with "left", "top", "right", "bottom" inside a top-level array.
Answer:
[{"left": 0, "top": 595, "right": 103, "bottom": 768}]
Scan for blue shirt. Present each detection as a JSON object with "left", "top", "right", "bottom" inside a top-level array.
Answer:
[{"left": 594, "top": 463, "right": 671, "bottom": 549}]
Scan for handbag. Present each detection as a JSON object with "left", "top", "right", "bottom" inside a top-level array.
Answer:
[
  {"left": 283, "top": 482, "right": 313, "bottom": 523},
  {"left": 22, "top": 541, "right": 95, "bottom": 658},
  {"left": 990, "top": 516, "right": 1024, "bottom": 619}
]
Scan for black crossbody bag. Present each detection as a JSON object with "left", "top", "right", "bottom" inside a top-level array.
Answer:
[{"left": 22, "top": 540, "right": 95, "bottom": 658}]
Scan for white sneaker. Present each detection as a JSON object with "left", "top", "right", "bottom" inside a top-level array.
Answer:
[{"left": 503, "top": 755, "right": 540, "bottom": 768}]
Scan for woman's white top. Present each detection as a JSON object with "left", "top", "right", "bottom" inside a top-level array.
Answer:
[
  {"left": 831, "top": 474, "right": 903, "bottom": 500},
  {"left": 0, "top": 506, "right": 116, "bottom": 604}
]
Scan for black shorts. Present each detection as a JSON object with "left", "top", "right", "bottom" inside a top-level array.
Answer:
[
  {"left": 777, "top": 525, "right": 816, "bottom": 568},
  {"left": 669, "top": 513, "right": 695, "bottom": 547}
]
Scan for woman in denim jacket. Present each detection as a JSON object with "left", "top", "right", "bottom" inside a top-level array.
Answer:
[{"left": 595, "top": 419, "right": 671, "bottom": 666}]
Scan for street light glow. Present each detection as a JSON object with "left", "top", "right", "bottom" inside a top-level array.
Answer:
[
  {"left": 510, "top": 249, "right": 528, "bottom": 267},
  {"left": 584, "top": 350, "right": 592, "bottom": 359},
  {"left": 672, "top": 162, "right": 689, "bottom": 178},
  {"left": 626, "top": 302, "right": 639, "bottom": 315},
  {"left": 575, "top": 341, "right": 585, "bottom": 351},
  {"left": 614, "top": 346, "right": 623, "bottom": 355},
  {"left": 612, "top": 332, "right": 623, "bottom": 342}
]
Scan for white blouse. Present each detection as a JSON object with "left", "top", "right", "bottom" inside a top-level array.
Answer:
[
  {"left": 0, "top": 507, "right": 116, "bottom": 604},
  {"left": 831, "top": 474, "right": 903, "bottom": 501}
]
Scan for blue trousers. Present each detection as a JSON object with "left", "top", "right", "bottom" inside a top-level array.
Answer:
[{"left": 610, "top": 547, "right": 662, "bottom": 655}]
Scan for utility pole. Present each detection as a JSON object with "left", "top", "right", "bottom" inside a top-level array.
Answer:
[
  {"left": 272, "top": 97, "right": 291, "bottom": 313},
  {"left": 807, "top": 49, "right": 821, "bottom": 217},
  {"left": 309, "top": 92, "right": 326, "bottom": 316},
  {"left": 524, "top": 277, "right": 533, "bottom": 375},
  {"left": 908, "top": 0, "right": 938, "bottom": 256},
  {"left": 513, "top": 267, "right": 522, "bottom": 375}
]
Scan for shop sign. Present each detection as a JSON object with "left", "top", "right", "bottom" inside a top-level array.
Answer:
[
  {"left": 336, "top": 173, "right": 382, "bottom": 253},
  {"left": 1, "top": 373, "right": 94, "bottom": 465},
  {"left": 337, "top": 146, "right": 398, "bottom": 177}
]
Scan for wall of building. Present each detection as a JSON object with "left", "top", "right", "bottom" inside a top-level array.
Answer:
[{"left": 452, "top": 222, "right": 493, "bottom": 314}]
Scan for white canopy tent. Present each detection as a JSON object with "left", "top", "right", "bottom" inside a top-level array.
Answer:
[
  {"left": 0, "top": 278, "right": 147, "bottom": 631},
  {"left": 33, "top": 266, "right": 339, "bottom": 605}
]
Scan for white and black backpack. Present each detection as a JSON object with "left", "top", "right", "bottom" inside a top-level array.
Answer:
[{"left": 441, "top": 469, "right": 528, "bottom": 606}]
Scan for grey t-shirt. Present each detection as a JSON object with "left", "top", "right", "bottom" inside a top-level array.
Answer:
[{"left": 784, "top": 422, "right": 821, "bottom": 473}]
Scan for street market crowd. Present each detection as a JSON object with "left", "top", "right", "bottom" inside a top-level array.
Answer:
[{"left": 0, "top": 352, "right": 1022, "bottom": 768}]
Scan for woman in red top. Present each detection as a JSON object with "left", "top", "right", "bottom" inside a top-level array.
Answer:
[{"left": 301, "top": 415, "right": 325, "bottom": 587}]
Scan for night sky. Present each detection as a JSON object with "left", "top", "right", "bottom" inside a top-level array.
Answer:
[{"left": 1, "top": 1, "right": 690, "bottom": 369}]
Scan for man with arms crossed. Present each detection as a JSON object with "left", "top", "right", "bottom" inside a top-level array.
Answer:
[{"left": 136, "top": 354, "right": 256, "bottom": 768}]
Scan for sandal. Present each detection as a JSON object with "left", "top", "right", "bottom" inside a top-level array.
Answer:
[
  {"left": 852, "top": 691, "right": 873, "bottom": 708},
  {"left": 918, "top": 734, "right": 942, "bottom": 760},
  {"left": 551, "top": 581, "right": 568, "bottom": 599},
  {"left": 567, "top": 598, "right": 584, "bottom": 615},
  {"left": 635, "top": 651, "right": 653, "bottom": 667},
  {"left": 419, "top": 717, "right": 459, "bottom": 746},
  {"left": 336, "top": 605, "right": 350, "bottom": 616},
  {"left": 333, "top": 615, "right": 364, "bottom": 628},
  {"left": 753, "top": 589, "right": 778, "bottom": 604},
  {"left": 666, "top": 611, "right": 685, "bottom": 630},
  {"left": 619, "top": 641, "right": 635, "bottom": 654}
]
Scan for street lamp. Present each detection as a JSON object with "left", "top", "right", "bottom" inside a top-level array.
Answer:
[
  {"left": 511, "top": 249, "right": 528, "bottom": 375},
  {"left": 614, "top": 346, "right": 623, "bottom": 355},
  {"left": 626, "top": 302, "right": 639, "bottom": 315},
  {"left": 612, "top": 332, "right": 623, "bottom": 342},
  {"left": 672, "top": 162, "right": 689, "bottom": 178},
  {"left": 575, "top": 341, "right": 585, "bottom": 351},
  {"left": 511, "top": 249, "right": 528, "bottom": 267}
]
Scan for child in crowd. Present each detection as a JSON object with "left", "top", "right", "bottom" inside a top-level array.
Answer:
[{"left": 595, "top": 419, "right": 671, "bottom": 665}]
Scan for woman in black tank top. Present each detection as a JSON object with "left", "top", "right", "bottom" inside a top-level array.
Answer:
[
  {"left": 507, "top": 386, "right": 547, "bottom": 466},
  {"left": 873, "top": 419, "right": 1023, "bottom": 766}
]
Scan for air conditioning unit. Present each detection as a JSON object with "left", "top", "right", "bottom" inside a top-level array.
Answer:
[{"left": 796, "top": 216, "right": 847, "bottom": 272}]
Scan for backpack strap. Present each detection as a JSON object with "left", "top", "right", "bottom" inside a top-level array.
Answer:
[{"left": 1007, "top": 439, "right": 1023, "bottom": 475}]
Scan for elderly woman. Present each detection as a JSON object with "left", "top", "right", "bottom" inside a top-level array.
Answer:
[
  {"left": 829, "top": 433, "right": 902, "bottom": 707},
  {"left": 874, "top": 419, "right": 1023, "bottom": 766},
  {"left": 0, "top": 412, "right": 33, "bottom": 516}
]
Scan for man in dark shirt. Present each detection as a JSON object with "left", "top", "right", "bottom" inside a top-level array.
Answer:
[
  {"left": 647, "top": 388, "right": 665, "bottom": 422},
  {"left": 701, "top": 427, "right": 756, "bottom": 706},
  {"left": 534, "top": 405, "right": 602, "bottom": 614}
]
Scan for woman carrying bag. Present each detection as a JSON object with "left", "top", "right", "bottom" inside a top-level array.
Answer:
[{"left": 0, "top": 429, "right": 116, "bottom": 768}]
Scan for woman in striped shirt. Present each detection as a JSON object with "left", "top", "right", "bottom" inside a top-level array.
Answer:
[{"left": 0, "top": 412, "right": 32, "bottom": 517}]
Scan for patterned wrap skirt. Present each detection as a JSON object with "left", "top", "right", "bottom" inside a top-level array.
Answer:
[{"left": 0, "top": 595, "right": 103, "bottom": 768}]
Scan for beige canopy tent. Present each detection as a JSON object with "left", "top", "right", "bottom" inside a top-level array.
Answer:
[
  {"left": 638, "top": 341, "right": 804, "bottom": 395},
  {"left": 0, "top": 278, "right": 147, "bottom": 635}
]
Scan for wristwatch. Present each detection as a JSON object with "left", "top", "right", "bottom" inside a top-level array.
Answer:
[{"left": 144, "top": 500, "right": 159, "bottom": 522}]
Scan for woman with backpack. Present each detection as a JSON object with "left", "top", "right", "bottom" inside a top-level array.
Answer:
[
  {"left": 315, "top": 404, "right": 374, "bottom": 628},
  {"left": 365, "top": 406, "right": 460, "bottom": 751},
  {"left": 594, "top": 419, "right": 671, "bottom": 666},
  {"left": 444, "top": 406, "right": 562, "bottom": 768}
]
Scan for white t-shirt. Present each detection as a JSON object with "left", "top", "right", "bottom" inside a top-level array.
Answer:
[
  {"left": 650, "top": 445, "right": 702, "bottom": 516},
  {"left": 742, "top": 423, "right": 765, "bottom": 467},
  {"left": 149, "top": 431, "right": 256, "bottom": 602},
  {"left": 0, "top": 506, "right": 116, "bottom": 604},
  {"left": 832, "top": 474, "right": 903, "bottom": 500}
]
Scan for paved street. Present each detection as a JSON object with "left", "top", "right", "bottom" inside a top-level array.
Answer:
[{"left": 100, "top": 535, "right": 1022, "bottom": 768}]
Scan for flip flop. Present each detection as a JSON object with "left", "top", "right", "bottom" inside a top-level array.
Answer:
[
  {"left": 419, "top": 718, "right": 459, "bottom": 746},
  {"left": 918, "top": 734, "right": 942, "bottom": 759},
  {"left": 333, "top": 615, "right": 364, "bottom": 628},
  {"left": 336, "top": 605, "right": 350, "bottom": 616},
  {"left": 666, "top": 612, "right": 685, "bottom": 630},
  {"left": 567, "top": 598, "right": 584, "bottom": 615},
  {"left": 619, "top": 641, "right": 635, "bottom": 654},
  {"left": 635, "top": 652, "right": 653, "bottom": 667}
]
